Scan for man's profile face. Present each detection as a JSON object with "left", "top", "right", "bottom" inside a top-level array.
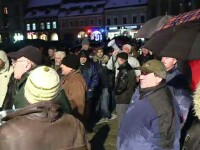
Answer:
[
  {"left": 161, "top": 57, "right": 177, "bottom": 71},
  {"left": 139, "top": 72, "right": 161, "bottom": 88},
  {"left": 60, "top": 64, "right": 71, "bottom": 75},
  {"left": 12, "top": 57, "right": 29, "bottom": 80}
]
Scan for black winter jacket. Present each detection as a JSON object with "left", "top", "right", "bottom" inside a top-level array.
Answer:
[{"left": 115, "top": 61, "right": 136, "bottom": 104}]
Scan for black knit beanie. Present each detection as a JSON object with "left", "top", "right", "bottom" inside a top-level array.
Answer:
[
  {"left": 78, "top": 50, "right": 89, "bottom": 58},
  {"left": 116, "top": 52, "right": 128, "bottom": 60},
  {"left": 61, "top": 54, "right": 80, "bottom": 69}
]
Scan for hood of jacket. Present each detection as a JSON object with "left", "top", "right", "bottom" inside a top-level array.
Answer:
[
  {"left": 193, "top": 83, "right": 200, "bottom": 120},
  {"left": 93, "top": 55, "right": 109, "bottom": 64},
  {"left": 0, "top": 50, "right": 10, "bottom": 74},
  {"left": 2, "top": 101, "right": 62, "bottom": 122}
]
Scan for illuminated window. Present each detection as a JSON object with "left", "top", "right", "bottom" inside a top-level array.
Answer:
[
  {"left": 32, "top": 23, "right": 36, "bottom": 30},
  {"left": 4, "top": 7, "right": 8, "bottom": 14},
  {"left": 46, "top": 22, "right": 51, "bottom": 29},
  {"left": 26, "top": 24, "right": 30, "bottom": 31},
  {"left": 40, "top": 23, "right": 45, "bottom": 30},
  {"left": 52, "top": 21, "right": 57, "bottom": 29}
]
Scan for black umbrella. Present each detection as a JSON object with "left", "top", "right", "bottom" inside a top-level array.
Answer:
[
  {"left": 135, "top": 15, "right": 172, "bottom": 38},
  {"left": 144, "top": 21, "right": 200, "bottom": 60}
]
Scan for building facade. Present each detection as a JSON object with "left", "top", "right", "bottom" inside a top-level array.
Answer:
[
  {"left": 1, "top": 0, "right": 200, "bottom": 47},
  {"left": 24, "top": 0, "right": 62, "bottom": 41},
  {"left": 0, "top": 0, "right": 28, "bottom": 46},
  {"left": 58, "top": 1, "right": 106, "bottom": 43},
  {"left": 147, "top": 0, "right": 200, "bottom": 19},
  {"left": 104, "top": 0, "right": 148, "bottom": 39}
]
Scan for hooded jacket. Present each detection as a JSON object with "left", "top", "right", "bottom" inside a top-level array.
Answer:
[
  {"left": 0, "top": 101, "right": 90, "bottom": 150},
  {"left": 0, "top": 51, "right": 13, "bottom": 109},
  {"left": 183, "top": 84, "right": 200, "bottom": 150}
]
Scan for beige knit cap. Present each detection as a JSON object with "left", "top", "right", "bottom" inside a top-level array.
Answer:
[{"left": 24, "top": 66, "right": 60, "bottom": 104}]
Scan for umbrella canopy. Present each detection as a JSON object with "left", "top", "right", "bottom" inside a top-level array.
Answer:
[
  {"left": 144, "top": 21, "right": 200, "bottom": 60},
  {"left": 161, "top": 8, "right": 200, "bottom": 29},
  {"left": 146, "top": 8, "right": 200, "bottom": 91},
  {"left": 135, "top": 15, "right": 172, "bottom": 38}
]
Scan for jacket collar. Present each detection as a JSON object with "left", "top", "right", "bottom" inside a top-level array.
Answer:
[
  {"left": 139, "top": 81, "right": 166, "bottom": 99},
  {"left": 61, "top": 69, "right": 80, "bottom": 85},
  {"left": 66, "top": 69, "right": 80, "bottom": 79},
  {"left": 117, "top": 61, "right": 131, "bottom": 70},
  {"left": 93, "top": 55, "right": 109, "bottom": 64},
  {"left": 2, "top": 101, "right": 62, "bottom": 122}
]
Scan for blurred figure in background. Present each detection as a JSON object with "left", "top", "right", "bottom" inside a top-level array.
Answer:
[
  {"left": 161, "top": 57, "right": 192, "bottom": 125},
  {"left": 130, "top": 44, "right": 139, "bottom": 58},
  {"left": 54, "top": 51, "right": 66, "bottom": 77},
  {"left": 46, "top": 47, "right": 56, "bottom": 68},
  {"left": 137, "top": 47, "right": 154, "bottom": 66},
  {"left": 93, "top": 47, "right": 111, "bottom": 123},
  {"left": 79, "top": 50, "right": 99, "bottom": 131},
  {"left": 76, "top": 38, "right": 93, "bottom": 59},
  {"left": 81, "top": 38, "right": 90, "bottom": 51},
  {"left": 114, "top": 52, "right": 136, "bottom": 124},
  {"left": 107, "top": 43, "right": 140, "bottom": 80},
  {"left": 0, "top": 50, "right": 13, "bottom": 110}
]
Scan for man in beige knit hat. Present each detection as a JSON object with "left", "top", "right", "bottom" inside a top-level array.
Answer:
[{"left": 0, "top": 66, "right": 90, "bottom": 150}]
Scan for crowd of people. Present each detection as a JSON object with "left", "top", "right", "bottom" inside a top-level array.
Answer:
[{"left": 0, "top": 37, "right": 198, "bottom": 150}]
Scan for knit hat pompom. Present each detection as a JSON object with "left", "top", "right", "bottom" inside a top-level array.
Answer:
[{"left": 24, "top": 66, "right": 60, "bottom": 104}]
